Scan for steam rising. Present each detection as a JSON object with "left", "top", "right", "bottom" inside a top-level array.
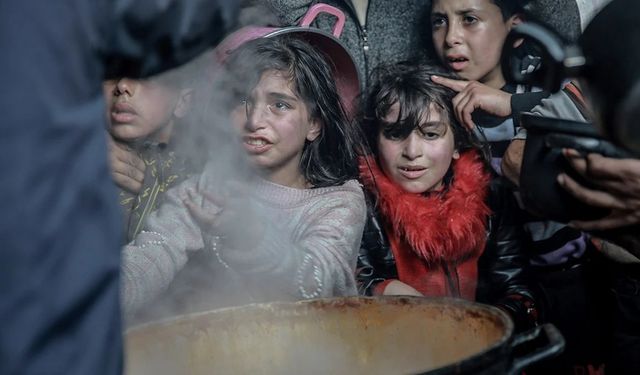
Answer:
[{"left": 124, "top": 5, "right": 318, "bottom": 325}]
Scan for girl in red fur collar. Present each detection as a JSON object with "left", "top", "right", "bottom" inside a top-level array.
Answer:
[{"left": 357, "top": 62, "right": 539, "bottom": 330}]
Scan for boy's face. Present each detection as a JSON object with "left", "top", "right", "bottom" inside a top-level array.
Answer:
[
  {"left": 431, "top": 0, "right": 519, "bottom": 89},
  {"left": 230, "top": 70, "right": 320, "bottom": 188},
  {"left": 104, "top": 77, "right": 189, "bottom": 143}
]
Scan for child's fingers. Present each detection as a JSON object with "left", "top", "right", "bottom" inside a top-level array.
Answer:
[
  {"left": 457, "top": 95, "right": 477, "bottom": 130},
  {"left": 570, "top": 209, "right": 640, "bottom": 231},
  {"left": 452, "top": 90, "right": 475, "bottom": 129},
  {"left": 109, "top": 139, "right": 146, "bottom": 172},
  {"left": 184, "top": 196, "right": 218, "bottom": 227},
  {"left": 557, "top": 173, "right": 627, "bottom": 210},
  {"left": 431, "top": 75, "right": 469, "bottom": 92},
  {"left": 199, "top": 189, "right": 226, "bottom": 208}
]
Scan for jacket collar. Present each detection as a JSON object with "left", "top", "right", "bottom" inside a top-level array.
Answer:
[{"left": 359, "top": 151, "right": 492, "bottom": 264}]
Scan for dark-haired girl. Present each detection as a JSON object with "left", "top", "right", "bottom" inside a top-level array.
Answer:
[
  {"left": 357, "top": 62, "right": 538, "bottom": 331},
  {"left": 121, "top": 35, "right": 366, "bottom": 317}
]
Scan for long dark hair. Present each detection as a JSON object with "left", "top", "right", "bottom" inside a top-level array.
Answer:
[
  {"left": 219, "top": 36, "right": 362, "bottom": 188},
  {"left": 362, "top": 61, "right": 489, "bottom": 164}
]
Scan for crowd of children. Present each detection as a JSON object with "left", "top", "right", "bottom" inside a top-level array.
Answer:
[{"left": 108, "top": 0, "right": 638, "bottom": 373}]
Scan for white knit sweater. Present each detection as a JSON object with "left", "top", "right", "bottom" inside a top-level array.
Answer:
[{"left": 121, "top": 176, "right": 366, "bottom": 315}]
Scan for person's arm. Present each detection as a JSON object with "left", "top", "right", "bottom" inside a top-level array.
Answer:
[
  {"left": 502, "top": 85, "right": 589, "bottom": 184},
  {"left": 121, "top": 176, "right": 206, "bottom": 316},
  {"left": 357, "top": 202, "right": 398, "bottom": 296},
  {"left": 229, "top": 184, "right": 366, "bottom": 298},
  {"left": 478, "top": 178, "right": 539, "bottom": 331},
  {"left": 187, "top": 181, "right": 367, "bottom": 299},
  {"left": 502, "top": 139, "right": 525, "bottom": 186},
  {"left": 102, "top": 0, "right": 239, "bottom": 79},
  {"left": 558, "top": 151, "right": 640, "bottom": 259},
  {"left": 510, "top": 91, "right": 551, "bottom": 125}
]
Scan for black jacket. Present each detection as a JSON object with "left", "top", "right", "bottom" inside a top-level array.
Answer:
[{"left": 357, "top": 177, "right": 539, "bottom": 331}]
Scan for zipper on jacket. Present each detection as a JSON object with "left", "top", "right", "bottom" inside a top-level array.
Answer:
[
  {"left": 343, "top": 0, "right": 370, "bottom": 87},
  {"left": 361, "top": 25, "right": 370, "bottom": 52},
  {"left": 441, "top": 261, "right": 461, "bottom": 298}
]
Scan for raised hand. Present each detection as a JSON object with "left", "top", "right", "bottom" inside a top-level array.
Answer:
[{"left": 431, "top": 75, "right": 512, "bottom": 130}]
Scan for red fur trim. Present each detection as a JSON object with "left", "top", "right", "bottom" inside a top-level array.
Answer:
[{"left": 360, "top": 151, "right": 492, "bottom": 264}]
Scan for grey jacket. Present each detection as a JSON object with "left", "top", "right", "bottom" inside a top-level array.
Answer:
[{"left": 264, "top": 0, "right": 432, "bottom": 89}]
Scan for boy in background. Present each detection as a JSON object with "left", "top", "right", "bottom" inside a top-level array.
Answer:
[
  {"left": 105, "top": 69, "right": 196, "bottom": 243},
  {"left": 428, "top": 0, "right": 607, "bottom": 372}
]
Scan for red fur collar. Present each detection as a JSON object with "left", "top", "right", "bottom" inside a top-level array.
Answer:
[{"left": 360, "top": 151, "right": 492, "bottom": 264}]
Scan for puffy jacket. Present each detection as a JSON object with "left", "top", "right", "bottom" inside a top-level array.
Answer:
[{"left": 357, "top": 177, "right": 539, "bottom": 331}]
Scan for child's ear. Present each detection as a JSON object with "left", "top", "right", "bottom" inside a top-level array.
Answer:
[
  {"left": 508, "top": 13, "right": 524, "bottom": 29},
  {"left": 306, "top": 119, "right": 322, "bottom": 142},
  {"left": 173, "top": 88, "right": 193, "bottom": 119},
  {"left": 508, "top": 14, "right": 525, "bottom": 47},
  {"left": 453, "top": 149, "right": 460, "bottom": 160}
]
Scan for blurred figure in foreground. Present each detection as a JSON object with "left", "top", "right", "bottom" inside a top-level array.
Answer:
[{"left": 0, "top": 1, "right": 238, "bottom": 373}]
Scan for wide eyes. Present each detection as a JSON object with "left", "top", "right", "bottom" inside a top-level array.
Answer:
[
  {"left": 431, "top": 16, "right": 446, "bottom": 29},
  {"left": 431, "top": 14, "right": 479, "bottom": 29},
  {"left": 236, "top": 98, "right": 292, "bottom": 115},
  {"left": 420, "top": 131, "right": 442, "bottom": 140},
  {"left": 417, "top": 122, "right": 447, "bottom": 140},
  {"left": 381, "top": 124, "right": 447, "bottom": 141},
  {"left": 273, "top": 101, "right": 291, "bottom": 111},
  {"left": 462, "top": 15, "right": 478, "bottom": 25}
]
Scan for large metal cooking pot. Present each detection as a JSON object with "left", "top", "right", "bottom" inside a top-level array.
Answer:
[{"left": 125, "top": 297, "right": 563, "bottom": 374}]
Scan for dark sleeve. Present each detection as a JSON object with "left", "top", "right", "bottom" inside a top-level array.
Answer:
[
  {"left": 356, "top": 197, "right": 398, "bottom": 296},
  {"left": 102, "top": 0, "right": 239, "bottom": 79},
  {"left": 477, "top": 177, "right": 539, "bottom": 331},
  {"left": 511, "top": 90, "right": 551, "bottom": 128}
]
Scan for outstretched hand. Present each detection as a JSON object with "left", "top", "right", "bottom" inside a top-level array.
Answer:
[
  {"left": 107, "top": 135, "right": 146, "bottom": 194},
  {"left": 431, "top": 75, "right": 512, "bottom": 130},
  {"left": 558, "top": 148, "right": 640, "bottom": 230},
  {"left": 183, "top": 182, "right": 263, "bottom": 251}
]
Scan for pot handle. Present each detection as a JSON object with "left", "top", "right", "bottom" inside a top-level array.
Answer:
[
  {"left": 299, "top": 3, "right": 346, "bottom": 38},
  {"left": 507, "top": 323, "right": 565, "bottom": 375}
]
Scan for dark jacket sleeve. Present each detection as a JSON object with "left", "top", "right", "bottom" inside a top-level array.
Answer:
[
  {"left": 477, "top": 177, "right": 539, "bottom": 331},
  {"left": 356, "top": 194, "right": 398, "bottom": 296},
  {"left": 511, "top": 91, "right": 550, "bottom": 117},
  {"left": 102, "top": 0, "right": 239, "bottom": 79}
]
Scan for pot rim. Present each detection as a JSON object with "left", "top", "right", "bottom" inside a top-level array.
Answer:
[{"left": 126, "top": 296, "right": 515, "bottom": 370}]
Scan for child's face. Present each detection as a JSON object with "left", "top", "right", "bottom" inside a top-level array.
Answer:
[
  {"left": 377, "top": 103, "right": 458, "bottom": 194},
  {"left": 230, "top": 70, "right": 320, "bottom": 188},
  {"left": 103, "top": 77, "right": 187, "bottom": 143},
  {"left": 431, "top": 0, "right": 519, "bottom": 89}
]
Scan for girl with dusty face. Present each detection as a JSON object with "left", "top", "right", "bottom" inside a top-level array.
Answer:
[
  {"left": 230, "top": 69, "right": 321, "bottom": 189},
  {"left": 377, "top": 102, "right": 459, "bottom": 194},
  {"left": 430, "top": 0, "right": 521, "bottom": 89}
]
